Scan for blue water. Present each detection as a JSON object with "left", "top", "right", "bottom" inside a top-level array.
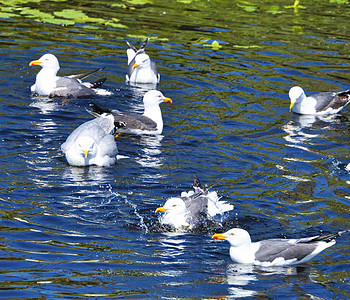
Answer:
[{"left": 1, "top": 0, "right": 350, "bottom": 298}]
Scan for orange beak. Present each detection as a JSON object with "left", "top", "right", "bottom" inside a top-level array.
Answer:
[{"left": 83, "top": 150, "right": 88, "bottom": 158}]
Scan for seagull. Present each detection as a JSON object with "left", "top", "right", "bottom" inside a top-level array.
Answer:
[
  {"left": 29, "top": 53, "right": 109, "bottom": 98},
  {"left": 126, "top": 37, "right": 160, "bottom": 84},
  {"left": 88, "top": 90, "right": 172, "bottom": 135},
  {"left": 289, "top": 86, "right": 350, "bottom": 115},
  {"left": 61, "top": 114, "right": 119, "bottom": 167},
  {"left": 212, "top": 228, "right": 347, "bottom": 266},
  {"left": 155, "top": 175, "right": 234, "bottom": 231}
]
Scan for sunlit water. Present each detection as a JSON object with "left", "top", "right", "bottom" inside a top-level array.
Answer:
[{"left": 0, "top": 0, "right": 350, "bottom": 298}]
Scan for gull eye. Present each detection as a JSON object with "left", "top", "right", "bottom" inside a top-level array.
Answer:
[{"left": 172, "top": 205, "right": 176, "bottom": 207}]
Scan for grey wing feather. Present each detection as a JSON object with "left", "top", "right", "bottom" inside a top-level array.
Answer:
[
  {"left": 88, "top": 102, "right": 156, "bottom": 131},
  {"left": 98, "top": 134, "right": 118, "bottom": 158},
  {"left": 150, "top": 60, "right": 158, "bottom": 79},
  {"left": 61, "top": 119, "right": 104, "bottom": 153},
  {"left": 255, "top": 239, "right": 317, "bottom": 262},
  {"left": 50, "top": 77, "right": 96, "bottom": 98},
  {"left": 93, "top": 116, "right": 114, "bottom": 133},
  {"left": 113, "top": 113, "right": 158, "bottom": 131},
  {"left": 314, "top": 90, "right": 350, "bottom": 112},
  {"left": 127, "top": 55, "right": 136, "bottom": 79},
  {"left": 184, "top": 196, "right": 208, "bottom": 224},
  {"left": 61, "top": 117, "right": 113, "bottom": 153}
]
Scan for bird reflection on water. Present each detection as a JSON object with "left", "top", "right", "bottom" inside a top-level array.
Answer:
[{"left": 216, "top": 263, "right": 315, "bottom": 298}]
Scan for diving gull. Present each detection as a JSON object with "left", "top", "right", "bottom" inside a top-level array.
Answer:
[
  {"left": 61, "top": 114, "right": 119, "bottom": 167},
  {"left": 289, "top": 86, "right": 350, "bottom": 115},
  {"left": 155, "top": 175, "right": 234, "bottom": 231},
  {"left": 126, "top": 37, "right": 160, "bottom": 84},
  {"left": 212, "top": 228, "right": 347, "bottom": 266},
  {"left": 29, "top": 53, "right": 110, "bottom": 98},
  {"left": 88, "top": 90, "right": 172, "bottom": 135}
]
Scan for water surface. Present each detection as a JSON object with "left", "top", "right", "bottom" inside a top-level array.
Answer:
[{"left": 0, "top": 0, "right": 350, "bottom": 298}]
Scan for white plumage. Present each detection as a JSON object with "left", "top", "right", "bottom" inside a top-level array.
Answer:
[
  {"left": 213, "top": 228, "right": 346, "bottom": 266},
  {"left": 61, "top": 114, "right": 118, "bottom": 167},
  {"left": 88, "top": 90, "right": 172, "bottom": 135},
  {"left": 289, "top": 86, "right": 350, "bottom": 115},
  {"left": 29, "top": 53, "right": 109, "bottom": 98},
  {"left": 126, "top": 38, "right": 160, "bottom": 84},
  {"left": 155, "top": 176, "right": 233, "bottom": 231}
]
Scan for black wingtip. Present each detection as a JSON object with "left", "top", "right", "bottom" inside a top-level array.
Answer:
[
  {"left": 193, "top": 175, "right": 203, "bottom": 189},
  {"left": 90, "top": 77, "right": 106, "bottom": 89},
  {"left": 88, "top": 102, "right": 112, "bottom": 114},
  {"left": 115, "top": 121, "right": 126, "bottom": 129},
  {"left": 338, "top": 90, "right": 350, "bottom": 98},
  {"left": 312, "top": 230, "right": 348, "bottom": 243},
  {"left": 126, "top": 41, "right": 138, "bottom": 52},
  {"left": 140, "top": 37, "right": 150, "bottom": 50}
]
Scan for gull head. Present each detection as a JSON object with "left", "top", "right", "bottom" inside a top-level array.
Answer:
[
  {"left": 155, "top": 197, "right": 186, "bottom": 214},
  {"left": 212, "top": 228, "right": 252, "bottom": 247},
  {"left": 132, "top": 53, "right": 151, "bottom": 70},
  {"left": 29, "top": 53, "right": 60, "bottom": 71},
  {"left": 76, "top": 136, "right": 97, "bottom": 159},
  {"left": 289, "top": 86, "right": 306, "bottom": 111},
  {"left": 143, "top": 90, "right": 172, "bottom": 108}
]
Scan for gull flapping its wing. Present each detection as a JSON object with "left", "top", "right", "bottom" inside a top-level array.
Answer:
[{"left": 155, "top": 175, "right": 233, "bottom": 231}]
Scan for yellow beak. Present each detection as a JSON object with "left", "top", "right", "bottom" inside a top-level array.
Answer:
[
  {"left": 289, "top": 102, "right": 295, "bottom": 111},
  {"left": 163, "top": 97, "right": 172, "bottom": 104},
  {"left": 29, "top": 60, "right": 42, "bottom": 66},
  {"left": 83, "top": 150, "right": 88, "bottom": 158},
  {"left": 155, "top": 206, "right": 168, "bottom": 213},
  {"left": 132, "top": 63, "right": 140, "bottom": 70},
  {"left": 212, "top": 233, "right": 227, "bottom": 240}
]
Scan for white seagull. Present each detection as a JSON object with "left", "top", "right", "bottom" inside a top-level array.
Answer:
[
  {"left": 289, "top": 86, "right": 350, "bottom": 115},
  {"left": 61, "top": 114, "right": 118, "bottom": 167},
  {"left": 155, "top": 175, "right": 233, "bottom": 231},
  {"left": 212, "top": 228, "right": 347, "bottom": 267},
  {"left": 126, "top": 37, "right": 160, "bottom": 84},
  {"left": 29, "top": 53, "right": 109, "bottom": 98},
  {"left": 88, "top": 90, "right": 172, "bottom": 135}
]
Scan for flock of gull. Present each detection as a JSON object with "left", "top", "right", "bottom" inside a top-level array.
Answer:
[{"left": 28, "top": 38, "right": 349, "bottom": 267}]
